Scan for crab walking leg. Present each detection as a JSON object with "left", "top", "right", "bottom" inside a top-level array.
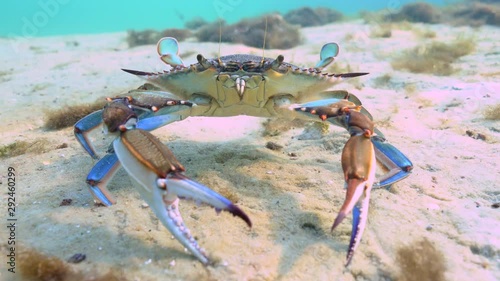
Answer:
[
  {"left": 113, "top": 129, "right": 251, "bottom": 264},
  {"left": 371, "top": 136, "right": 413, "bottom": 188},
  {"left": 74, "top": 110, "right": 104, "bottom": 159},
  {"left": 86, "top": 153, "right": 120, "bottom": 206},
  {"left": 332, "top": 133, "right": 376, "bottom": 266}
]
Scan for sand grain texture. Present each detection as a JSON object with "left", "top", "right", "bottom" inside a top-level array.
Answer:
[{"left": 0, "top": 22, "right": 498, "bottom": 281}]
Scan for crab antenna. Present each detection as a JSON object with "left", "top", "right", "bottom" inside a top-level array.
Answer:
[
  {"left": 218, "top": 19, "right": 223, "bottom": 66},
  {"left": 260, "top": 17, "right": 268, "bottom": 65}
]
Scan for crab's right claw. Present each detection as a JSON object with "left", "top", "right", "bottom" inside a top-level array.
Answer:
[
  {"left": 331, "top": 110, "right": 376, "bottom": 266},
  {"left": 113, "top": 129, "right": 250, "bottom": 264},
  {"left": 157, "top": 37, "right": 185, "bottom": 67}
]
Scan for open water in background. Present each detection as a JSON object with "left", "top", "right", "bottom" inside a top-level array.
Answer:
[{"left": 2, "top": 0, "right": 456, "bottom": 38}]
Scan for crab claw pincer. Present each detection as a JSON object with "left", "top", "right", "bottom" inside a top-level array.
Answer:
[
  {"left": 332, "top": 110, "right": 376, "bottom": 266},
  {"left": 113, "top": 129, "right": 251, "bottom": 264}
]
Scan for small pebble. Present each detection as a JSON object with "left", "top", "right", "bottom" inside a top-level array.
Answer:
[
  {"left": 67, "top": 253, "right": 86, "bottom": 263},
  {"left": 169, "top": 260, "right": 176, "bottom": 267},
  {"left": 60, "top": 198, "right": 72, "bottom": 206},
  {"left": 265, "top": 141, "right": 283, "bottom": 151},
  {"left": 466, "top": 130, "right": 487, "bottom": 141},
  {"left": 141, "top": 203, "right": 149, "bottom": 208},
  {"left": 144, "top": 259, "right": 152, "bottom": 265},
  {"left": 56, "top": 143, "right": 68, "bottom": 149},
  {"left": 426, "top": 225, "right": 433, "bottom": 231}
]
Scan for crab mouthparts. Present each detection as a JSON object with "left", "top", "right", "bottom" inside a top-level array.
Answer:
[{"left": 235, "top": 77, "right": 246, "bottom": 97}]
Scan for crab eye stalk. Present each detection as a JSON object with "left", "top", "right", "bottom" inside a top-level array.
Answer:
[
  {"left": 271, "top": 55, "right": 284, "bottom": 71},
  {"left": 196, "top": 54, "right": 214, "bottom": 69},
  {"left": 315, "top": 42, "right": 340, "bottom": 70},
  {"left": 157, "top": 37, "right": 185, "bottom": 67}
]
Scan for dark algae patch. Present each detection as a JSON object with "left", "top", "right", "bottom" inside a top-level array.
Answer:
[
  {"left": 0, "top": 138, "right": 50, "bottom": 158},
  {"left": 19, "top": 247, "right": 127, "bottom": 281},
  {"left": 44, "top": 99, "right": 106, "bottom": 130},
  {"left": 396, "top": 238, "right": 447, "bottom": 281}
]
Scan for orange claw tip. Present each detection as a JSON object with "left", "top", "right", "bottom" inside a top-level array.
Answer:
[{"left": 331, "top": 211, "right": 347, "bottom": 231}]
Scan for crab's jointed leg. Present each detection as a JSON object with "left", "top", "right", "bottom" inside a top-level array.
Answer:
[{"left": 74, "top": 110, "right": 104, "bottom": 159}]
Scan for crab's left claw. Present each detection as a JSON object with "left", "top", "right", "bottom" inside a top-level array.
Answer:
[
  {"left": 113, "top": 129, "right": 251, "bottom": 264},
  {"left": 332, "top": 110, "right": 376, "bottom": 266},
  {"left": 315, "top": 43, "right": 339, "bottom": 70},
  {"left": 157, "top": 37, "right": 185, "bottom": 67}
]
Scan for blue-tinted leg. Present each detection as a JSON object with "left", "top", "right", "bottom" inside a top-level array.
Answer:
[
  {"left": 74, "top": 110, "right": 103, "bottom": 159},
  {"left": 86, "top": 153, "right": 120, "bottom": 206},
  {"left": 136, "top": 114, "right": 182, "bottom": 131},
  {"left": 371, "top": 136, "right": 413, "bottom": 188}
]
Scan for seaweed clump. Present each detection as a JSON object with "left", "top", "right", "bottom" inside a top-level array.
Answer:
[
  {"left": 19, "top": 247, "right": 74, "bottom": 281},
  {"left": 386, "top": 2, "right": 440, "bottom": 23},
  {"left": 196, "top": 14, "right": 301, "bottom": 49},
  {"left": 396, "top": 238, "right": 446, "bottom": 281},
  {"left": 483, "top": 103, "right": 500, "bottom": 120},
  {"left": 0, "top": 138, "right": 50, "bottom": 158},
  {"left": 283, "top": 7, "right": 343, "bottom": 27},
  {"left": 44, "top": 99, "right": 107, "bottom": 130},
  {"left": 391, "top": 39, "right": 475, "bottom": 75},
  {"left": 127, "top": 28, "right": 192, "bottom": 48},
  {"left": 18, "top": 247, "right": 126, "bottom": 281}
]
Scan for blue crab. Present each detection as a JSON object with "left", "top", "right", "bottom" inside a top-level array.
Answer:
[{"left": 74, "top": 37, "right": 413, "bottom": 265}]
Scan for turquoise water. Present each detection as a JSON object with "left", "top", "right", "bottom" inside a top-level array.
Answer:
[{"left": 3, "top": 0, "right": 454, "bottom": 37}]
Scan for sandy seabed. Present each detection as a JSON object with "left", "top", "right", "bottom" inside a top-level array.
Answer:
[{"left": 0, "top": 21, "right": 499, "bottom": 281}]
